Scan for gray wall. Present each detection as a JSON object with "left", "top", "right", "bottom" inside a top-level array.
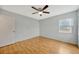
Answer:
[
  {"left": 15, "top": 14, "right": 39, "bottom": 40},
  {"left": 0, "top": 9, "right": 39, "bottom": 47},
  {"left": 40, "top": 11, "right": 78, "bottom": 44}
]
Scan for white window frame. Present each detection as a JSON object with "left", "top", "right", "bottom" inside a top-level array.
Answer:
[{"left": 59, "top": 18, "right": 73, "bottom": 33}]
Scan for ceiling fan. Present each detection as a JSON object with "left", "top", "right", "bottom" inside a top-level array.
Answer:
[{"left": 31, "top": 5, "right": 50, "bottom": 16}]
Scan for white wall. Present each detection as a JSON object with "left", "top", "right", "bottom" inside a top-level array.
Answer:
[
  {"left": 40, "top": 11, "right": 78, "bottom": 44},
  {"left": 0, "top": 9, "right": 39, "bottom": 47}
]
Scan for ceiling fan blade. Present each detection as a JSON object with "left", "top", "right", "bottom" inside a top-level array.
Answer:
[
  {"left": 43, "top": 11, "right": 50, "bottom": 14},
  {"left": 32, "top": 12, "right": 38, "bottom": 14},
  {"left": 32, "top": 6, "right": 39, "bottom": 11},
  {"left": 42, "top": 5, "right": 48, "bottom": 10}
]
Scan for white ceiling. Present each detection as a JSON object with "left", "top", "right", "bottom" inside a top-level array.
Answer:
[{"left": 1, "top": 5, "right": 79, "bottom": 20}]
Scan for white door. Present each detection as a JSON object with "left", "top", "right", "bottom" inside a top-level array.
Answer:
[{"left": 0, "top": 14, "right": 15, "bottom": 47}]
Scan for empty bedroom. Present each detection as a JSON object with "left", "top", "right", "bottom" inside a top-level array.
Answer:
[{"left": 0, "top": 5, "right": 79, "bottom": 54}]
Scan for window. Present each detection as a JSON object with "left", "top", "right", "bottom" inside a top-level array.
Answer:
[{"left": 59, "top": 18, "right": 73, "bottom": 33}]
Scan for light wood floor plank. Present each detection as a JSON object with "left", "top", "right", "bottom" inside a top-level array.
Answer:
[{"left": 0, "top": 36, "right": 79, "bottom": 54}]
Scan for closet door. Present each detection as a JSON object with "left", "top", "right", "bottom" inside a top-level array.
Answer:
[{"left": 0, "top": 14, "right": 15, "bottom": 47}]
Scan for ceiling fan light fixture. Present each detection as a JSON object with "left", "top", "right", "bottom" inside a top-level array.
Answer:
[{"left": 38, "top": 12, "right": 42, "bottom": 14}]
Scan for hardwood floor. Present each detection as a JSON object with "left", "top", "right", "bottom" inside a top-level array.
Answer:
[{"left": 0, "top": 36, "right": 79, "bottom": 54}]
